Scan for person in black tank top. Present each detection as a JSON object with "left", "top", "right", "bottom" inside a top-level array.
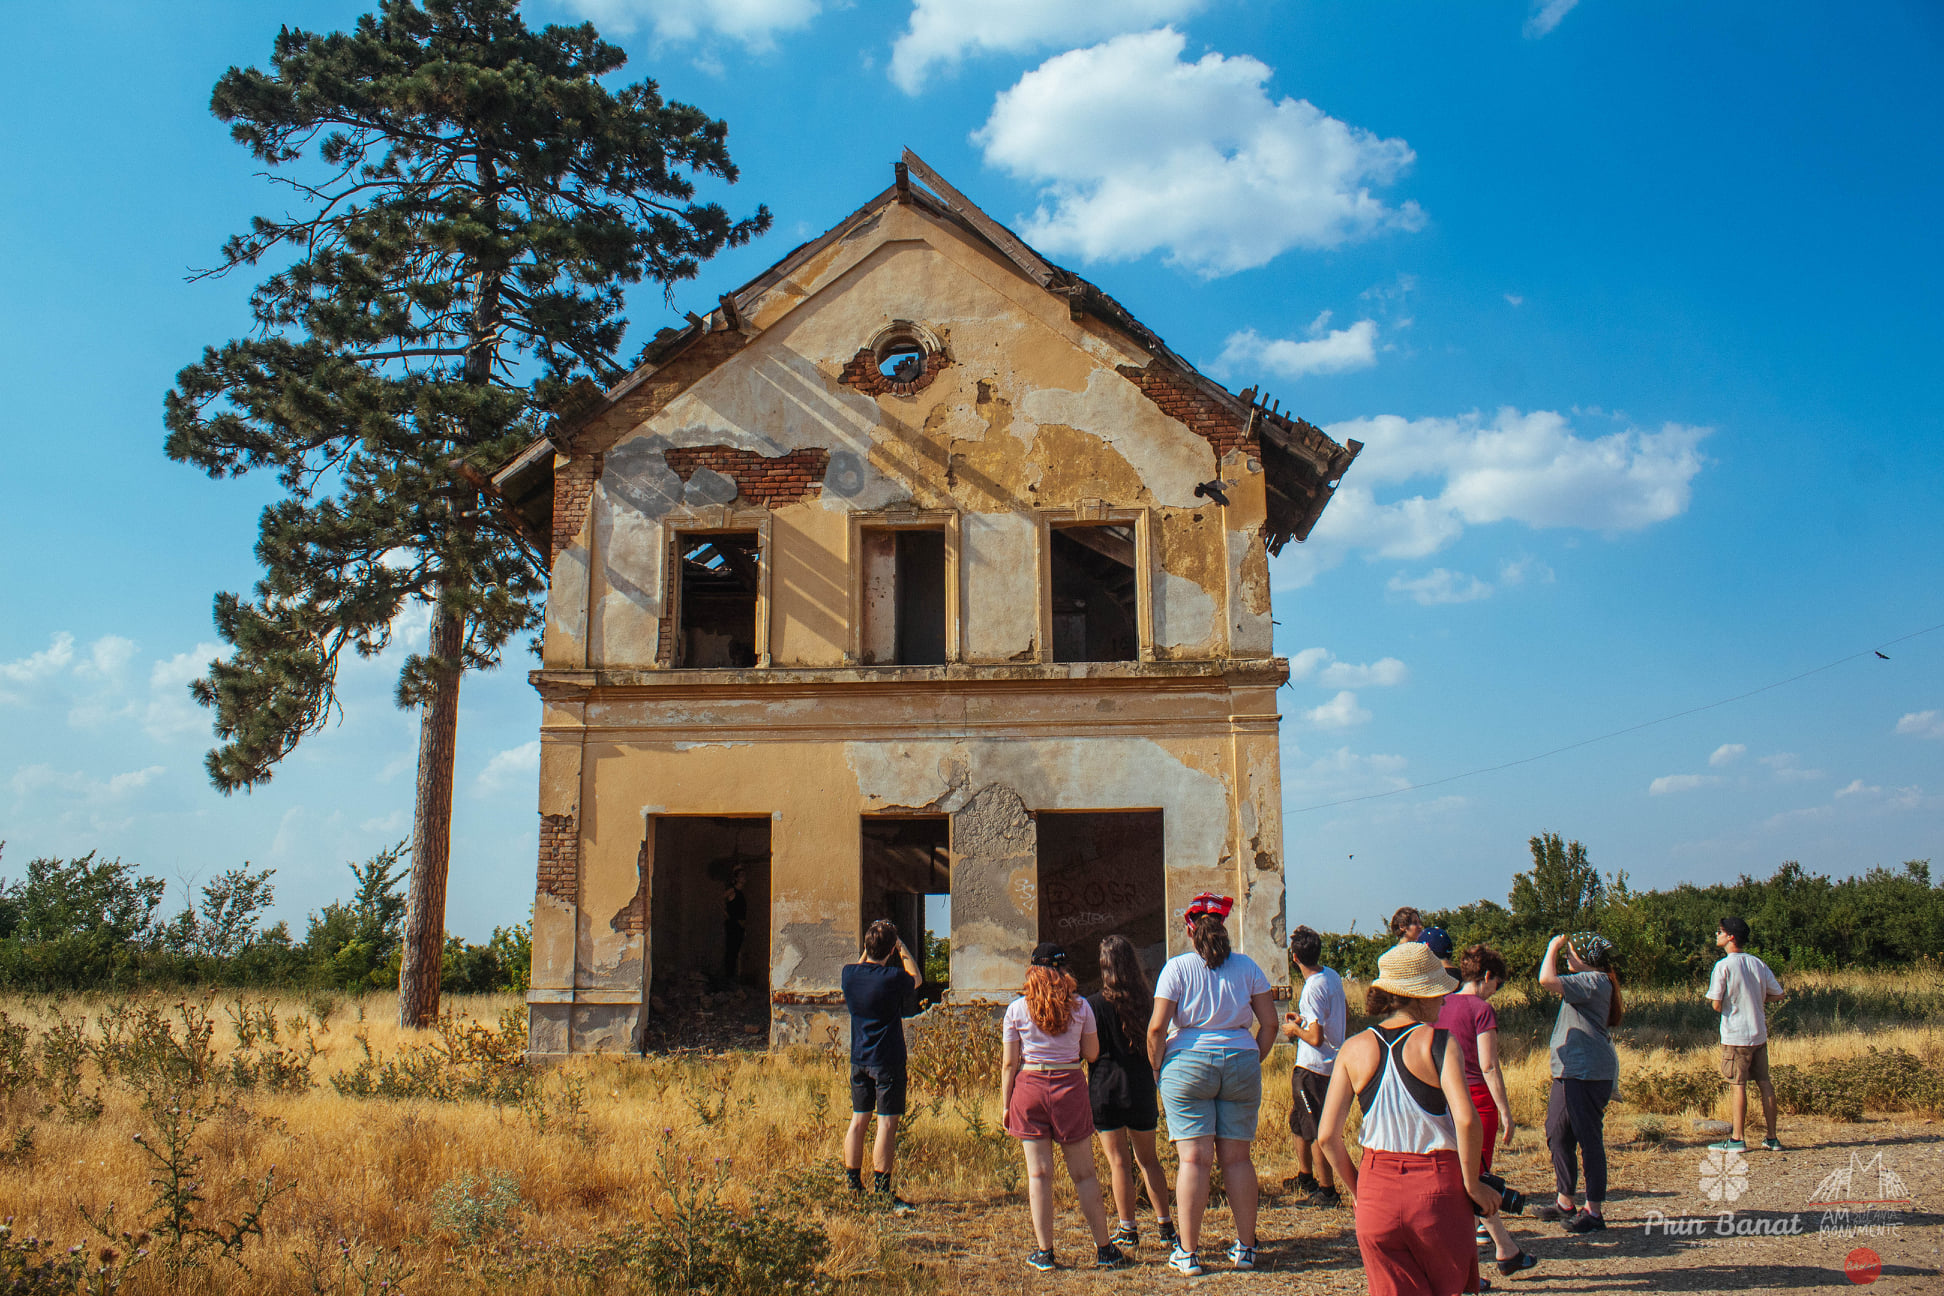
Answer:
[{"left": 1086, "top": 936, "right": 1176, "bottom": 1250}]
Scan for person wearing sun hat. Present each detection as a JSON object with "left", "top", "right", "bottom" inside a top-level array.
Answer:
[
  {"left": 1316, "top": 940, "right": 1499, "bottom": 1296},
  {"left": 1532, "top": 931, "right": 1623, "bottom": 1234},
  {"left": 1146, "top": 892, "right": 1278, "bottom": 1275}
]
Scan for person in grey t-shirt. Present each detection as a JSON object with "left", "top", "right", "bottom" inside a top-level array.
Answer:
[{"left": 1533, "top": 932, "right": 1623, "bottom": 1234}]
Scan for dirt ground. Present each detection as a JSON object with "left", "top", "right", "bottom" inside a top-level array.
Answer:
[{"left": 892, "top": 1117, "right": 1944, "bottom": 1294}]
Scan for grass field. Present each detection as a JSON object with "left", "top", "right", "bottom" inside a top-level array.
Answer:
[{"left": 2, "top": 969, "right": 1940, "bottom": 1293}]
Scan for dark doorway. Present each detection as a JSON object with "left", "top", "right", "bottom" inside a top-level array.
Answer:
[
  {"left": 859, "top": 528, "right": 947, "bottom": 665},
  {"left": 676, "top": 532, "right": 760, "bottom": 667},
  {"left": 1036, "top": 811, "right": 1166, "bottom": 994},
  {"left": 860, "top": 816, "right": 950, "bottom": 1004},
  {"left": 649, "top": 817, "right": 771, "bottom": 998},
  {"left": 1050, "top": 525, "right": 1138, "bottom": 663}
]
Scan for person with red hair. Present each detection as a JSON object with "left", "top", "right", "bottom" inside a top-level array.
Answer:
[{"left": 1001, "top": 943, "right": 1127, "bottom": 1272}]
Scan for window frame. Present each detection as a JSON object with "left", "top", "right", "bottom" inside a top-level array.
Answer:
[{"left": 1036, "top": 503, "right": 1153, "bottom": 665}]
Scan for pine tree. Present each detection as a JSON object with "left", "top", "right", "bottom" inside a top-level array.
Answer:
[{"left": 163, "top": 0, "right": 769, "bottom": 1027}]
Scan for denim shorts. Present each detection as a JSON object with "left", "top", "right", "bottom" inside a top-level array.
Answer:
[{"left": 1157, "top": 1048, "right": 1262, "bottom": 1141}]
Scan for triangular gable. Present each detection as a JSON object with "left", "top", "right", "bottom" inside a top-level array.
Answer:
[{"left": 494, "top": 152, "right": 1359, "bottom": 553}]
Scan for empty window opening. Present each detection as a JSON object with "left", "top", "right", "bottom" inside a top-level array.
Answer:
[
  {"left": 859, "top": 528, "right": 947, "bottom": 666},
  {"left": 677, "top": 532, "right": 760, "bottom": 668},
  {"left": 1036, "top": 811, "right": 1165, "bottom": 995},
  {"left": 1050, "top": 524, "right": 1139, "bottom": 663},
  {"left": 649, "top": 817, "right": 772, "bottom": 1006},
  {"left": 876, "top": 342, "right": 926, "bottom": 382},
  {"left": 860, "top": 816, "right": 951, "bottom": 1003}
]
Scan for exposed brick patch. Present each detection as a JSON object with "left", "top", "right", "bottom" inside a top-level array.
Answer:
[
  {"left": 840, "top": 348, "right": 949, "bottom": 398},
  {"left": 551, "top": 453, "right": 602, "bottom": 565},
  {"left": 1117, "top": 364, "right": 1257, "bottom": 460},
  {"left": 623, "top": 840, "right": 648, "bottom": 935},
  {"left": 538, "top": 811, "right": 579, "bottom": 903},
  {"left": 662, "top": 446, "right": 831, "bottom": 508}
]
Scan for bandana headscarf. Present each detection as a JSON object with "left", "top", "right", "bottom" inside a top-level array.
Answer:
[
  {"left": 1569, "top": 931, "right": 1614, "bottom": 966},
  {"left": 1184, "top": 892, "right": 1234, "bottom": 928}
]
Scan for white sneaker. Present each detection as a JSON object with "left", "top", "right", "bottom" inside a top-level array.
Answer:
[
  {"left": 1226, "top": 1239, "right": 1257, "bottom": 1270},
  {"left": 1168, "top": 1245, "right": 1203, "bottom": 1276}
]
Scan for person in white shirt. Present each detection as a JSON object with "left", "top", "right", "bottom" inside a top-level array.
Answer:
[
  {"left": 1706, "top": 916, "right": 1787, "bottom": 1152},
  {"left": 1146, "top": 892, "right": 1278, "bottom": 1276},
  {"left": 1280, "top": 924, "right": 1346, "bottom": 1207}
]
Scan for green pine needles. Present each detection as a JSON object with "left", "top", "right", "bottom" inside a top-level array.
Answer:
[
  {"left": 162, "top": 0, "right": 768, "bottom": 1023},
  {"left": 165, "top": 0, "right": 768, "bottom": 790}
]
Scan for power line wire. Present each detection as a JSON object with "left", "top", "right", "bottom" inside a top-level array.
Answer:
[{"left": 1287, "top": 620, "right": 1944, "bottom": 815}]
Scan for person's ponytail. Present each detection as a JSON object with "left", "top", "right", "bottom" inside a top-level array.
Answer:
[{"left": 1606, "top": 967, "right": 1625, "bottom": 1028}]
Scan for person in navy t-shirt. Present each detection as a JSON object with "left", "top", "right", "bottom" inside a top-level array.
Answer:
[{"left": 842, "top": 918, "right": 921, "bottom": 1212}]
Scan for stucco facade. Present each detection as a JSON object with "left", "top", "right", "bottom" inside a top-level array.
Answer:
[{"left": 496, "top": 155, "right": 1360, "bottom": 1056}]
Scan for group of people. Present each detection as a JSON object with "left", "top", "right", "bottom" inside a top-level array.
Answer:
[{"left": 837, "top": 896, "right": 1789, "bottom": 1289}]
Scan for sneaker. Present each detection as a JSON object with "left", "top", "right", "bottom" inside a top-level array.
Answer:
[
  {"left": 1476, "top": 1221, "right": 1490, "bottom": 1244},
  {"left": 1096, "top": 1243, "right": 1130, "bottom": 1269},
  {"left": 1529, "top": 1202, "right": 1573, "bottom": 1222},
  {"left": 1288, "top": 1171, "right": 1320, "bottom": 1196},
  {"left": 1564, "top": 1211, "right": 1606, "bottom": 1233},
  {"left": 1708, "top": 1138, "right": 1747, "bottom": 1152},
  {"left": 1167, "top": 1245, "right": 1203, "bottom": 1276},
  {"left": 1762, "top": 1137, "right": 1784, "bottom": 1152},
  {"left": 1226, "top": 1239, "right": 1258, "bottom": 1271},
  {"left": 1110, "top": 1221, "right": 1139, "bottom": 1249},
  {"left": 886, "top": 1195, "right": 917, "bottom": 1216},
  {"left": 1310, "top": 1186, "right": 1342, "bottom": 1208},
  {"left": 1158, "top": 1219, "right": 1181, "bottom": 1249},
  {"left": 1027, "top": 1249, "right": 1057, "bottom": 1272}
]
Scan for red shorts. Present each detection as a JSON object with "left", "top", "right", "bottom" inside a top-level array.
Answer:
[
  {"left": 1470, "top": 1082, "right": 1498, "bottom": 1173},
  {"left": 1006, "top": 1069, "right": 1095, "bottom": 1145},
  {"left": 1355, "top": 1150, "right": 1482, "bottom": 1296}
]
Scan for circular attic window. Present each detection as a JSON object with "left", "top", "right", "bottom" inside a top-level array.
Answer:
[{"left": 848, "top": 320, "right": 947, "bottom": 395}]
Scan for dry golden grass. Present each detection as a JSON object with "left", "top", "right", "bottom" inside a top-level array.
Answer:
[{"left": 2, "top": 970, "right": 1940, "bottom": 1293}]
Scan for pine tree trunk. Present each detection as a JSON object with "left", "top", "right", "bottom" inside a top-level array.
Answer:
[{"left": 398, "top": 598, "right": 464, "bottom": 1028}]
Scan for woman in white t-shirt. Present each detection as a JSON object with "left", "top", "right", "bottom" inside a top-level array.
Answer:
[{"left": 1145, "top": 892, "right": 1278, "bottom": 1276}]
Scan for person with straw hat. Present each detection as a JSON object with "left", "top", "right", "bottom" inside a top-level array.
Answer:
[{"left": 1317, "top": 940, "right": 1499, "bottom": 1296}]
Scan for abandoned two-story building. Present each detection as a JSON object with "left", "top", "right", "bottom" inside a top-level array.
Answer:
[{"left": 490, "top": 153, "right": 1360, "bottom": 1056}]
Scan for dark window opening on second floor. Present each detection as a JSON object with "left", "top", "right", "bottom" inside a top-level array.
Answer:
[
  {"left": 677, "top": 532, "right": 760, "bottom": 668},
  {"left": 860, "top": 527, "right": 947, "bottom": 665},
  {"left": 1051, "top": 524, "right": 1138, "bottom": 663}
]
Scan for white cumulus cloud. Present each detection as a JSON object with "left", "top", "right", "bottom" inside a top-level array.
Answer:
[
  {"left": 1305, "top": 690, "right": 1371, "bottom": 729},
  {"left": 1218, "top": 315, "right": 1378, "bottom": 380},
  {"left": 1278, "top": 409, "right": 1709, "bottom": 589},
  {"left": 476, "top": 740, "right": 541, "bottom": 793},
  {"left": 975, "top": 29, "right": 1424, "bottom": 276},
  {"left": 1895, "top": 710, "right": 1944, "bottom": 739},
  {"left": 0, "top": 632, "right": 77, "bottom": 704},
  {"left": 889, "top": 0, "right": 1202, "bottom": 93},
  {"left": 1388, "top": 568, "right": 1492, "bottom": 606},
  {"left": 1287, "top": 648, "right": 1408, "bottom": 688},
  {"left": 1761, "top": 753, "right": 1824, "bottom": 783},
  {"left": 552, "top": 0, "right": 819, "bottom": 49},
  {"left": 1649, "top": 773, "right": 1721, "bottom": 796},
  {"left": 1524, "top": 0, "right": 1580, "bottom": 38},
  {"left": 1709, "top": 743, "right": 1746, "bottom": 768}
]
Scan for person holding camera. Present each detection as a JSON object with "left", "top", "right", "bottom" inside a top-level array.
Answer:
[
  {"left": 1437, "top": 943, "right": 1537, "bottom": 1277},
  {"left": 842, "top": 919, "right": 922, "bottom": 1213},
  {"left": 1317, "top": 941, "right": 1499, "bottom": 1296},
  {"left": 1533, "top": 932, "right": 1623, "bottom": 1233}
]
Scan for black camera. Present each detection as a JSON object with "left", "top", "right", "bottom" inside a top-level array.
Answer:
[{"left": 1471, "top": 1172, "right": 1528, "bottom": 1217}]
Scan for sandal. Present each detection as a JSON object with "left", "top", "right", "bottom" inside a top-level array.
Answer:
[{"left": 1497, "top": 1251, "right": 1540, "bottom": 1277}]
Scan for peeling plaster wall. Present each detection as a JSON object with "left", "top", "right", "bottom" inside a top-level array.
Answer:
[{"left": 527, "top": 198, "right": 1299, "bottom": 1055}]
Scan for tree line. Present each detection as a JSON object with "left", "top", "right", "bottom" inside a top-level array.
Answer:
[
  {"left": 1316, "top": 833, "right": 1941, "bottom": 985},
  {"left": 0, "top": 841, "right": 527, "bottom": 994}
]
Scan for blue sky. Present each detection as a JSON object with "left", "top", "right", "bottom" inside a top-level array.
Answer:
[{"left": 2, "top": 0, "right": 1940, "bottom": 940}]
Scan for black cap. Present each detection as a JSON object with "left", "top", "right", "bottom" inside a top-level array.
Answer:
[
  {"left": 1420, "top": 926, "right": 1454, "bottom": 960},
  {"left": 1030, "top": 942, "right": 1067, "bottom": 967}
]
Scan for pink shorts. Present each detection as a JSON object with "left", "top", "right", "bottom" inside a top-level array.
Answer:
[{"left": 1006, "top": 1069, "right": 1095, "bottom": 1144}]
